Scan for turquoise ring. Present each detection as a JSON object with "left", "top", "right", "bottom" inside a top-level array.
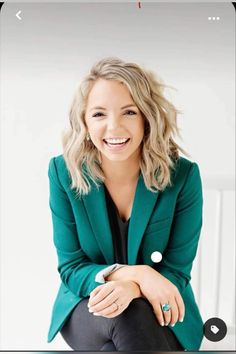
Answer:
[{"left": 162, "top": 303, "right": 171, "bottom": 312}]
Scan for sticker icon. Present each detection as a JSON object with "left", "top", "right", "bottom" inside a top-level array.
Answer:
[
  {"left": 204, "top": 318, "right": 227, "bottom": 342},
  {"left": 210, "top": 325, "right": 219, "bottom": 334}
]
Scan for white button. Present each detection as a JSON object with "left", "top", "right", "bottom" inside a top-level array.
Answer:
[{"left": 151, "top": 251, "right": 162, "bottom": 263}]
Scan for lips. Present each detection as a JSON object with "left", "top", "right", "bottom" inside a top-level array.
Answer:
[
  {"left": 103, "top": 138, "right": 130, "bottom": 151},
  {"left": 103, "top": 138, "right": 130, "bottom": 145}
]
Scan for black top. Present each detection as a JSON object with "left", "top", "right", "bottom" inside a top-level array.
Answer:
[{"left": 104, "top": 185, "right": 130, "bottom": 264}]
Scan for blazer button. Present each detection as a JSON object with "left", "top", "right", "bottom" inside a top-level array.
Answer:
[{"left": 151, "top": 251, "right": 162, "bottom": 263}]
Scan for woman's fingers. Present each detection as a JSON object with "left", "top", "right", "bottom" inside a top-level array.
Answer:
[
  {"left": 89, "top": 284, "right": 104, "bottom": 299},
  {"left": 152, "top": 297, "right": 181, "bottom": 327},
  {"left": 161, "top": 294, "right": 184, "bottom": 326},
  {"left": 89, "top": 280, "right": 140, "bottom": 318},
  {"left": 89, "top": 291, "right": 117, "bottom": 313},
  {"left": 152, "top": 301, "right": 165, "bottom": 326},
  {"left": 168, "top": 299, "right": 178, "bottom": 326},
  {"left": 89, "top": 283, "right": 115, "bottom": 307},
  {"left": 93, "top": 301, "right": 120, "bottom": 317},
  {"left": 102, "top": 302, "right": 129, "bottom": 318},
  {"left": 175, "top": 291, "right": 185, "bottom": 322},
  {"left": 160, "top": 301, "right": 171, "bottom": 325}
]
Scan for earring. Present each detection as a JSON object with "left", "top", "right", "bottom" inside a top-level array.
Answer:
[{"left": 86, "top": 133, "right": 90, "bottom": 141}]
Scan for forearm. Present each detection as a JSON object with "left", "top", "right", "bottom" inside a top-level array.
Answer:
[
  {"left": 105, "top": 264, "right": 146, "bottom": 282},
  {"left": 105, "top": 264, "right": 149, "bottom": 298}
]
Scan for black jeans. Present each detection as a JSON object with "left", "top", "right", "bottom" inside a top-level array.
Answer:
[{"left": 60, "top": 297, "right": 184, "bottom": 351}]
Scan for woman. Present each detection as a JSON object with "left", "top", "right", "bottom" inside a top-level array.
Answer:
[{"left": 47, "top": 57, "right": 204, "bottom": 350}]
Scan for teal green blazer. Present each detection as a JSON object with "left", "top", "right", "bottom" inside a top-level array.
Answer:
[{"left": 47, "top": 154, "right": 204, "bottom": 350}]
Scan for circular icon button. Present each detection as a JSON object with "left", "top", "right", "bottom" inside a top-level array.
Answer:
[
  {"left": 204, "top": 317, "right": 227, "bottom": 342},
  {"left": 151, "top": 251, "right": 162, "bottom": 263}
]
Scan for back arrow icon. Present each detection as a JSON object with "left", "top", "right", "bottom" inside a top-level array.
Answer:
[{"left": 16, "top": 10, "right": 22, "bottom": 20}]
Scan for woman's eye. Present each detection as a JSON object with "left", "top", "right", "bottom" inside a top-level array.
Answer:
[
  {"left": 92, "top": 110, "right": 136, "bottom": 118},
  {"left": 92, "top": 112, "right": 104, "bottom": 118},
  {"left": 125, "top": 110, "right": 136, "bottom": 116}
]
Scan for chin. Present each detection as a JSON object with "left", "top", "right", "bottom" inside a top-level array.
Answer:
[
  {"left": 99, "top": 142, "right": 141, "bottom": 162},
  {"left": 104, "top": 154, "right": 130, "bottom": 162},
  {"left": 103, "top": 150, "right": 138, "bottom": 162}
]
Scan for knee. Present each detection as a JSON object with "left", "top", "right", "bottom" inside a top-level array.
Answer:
[
  {"left": 116, "top": 298, "right": 154, "bottom": 324},
  {"left": 111, "top": 298, "right": 158, "bottom": 339},
  {"left": 129, "top": 298, "right": 153, "bottom": 313},
  {"left": 130, "top": 298, "right": 154, "bottom": 317}
]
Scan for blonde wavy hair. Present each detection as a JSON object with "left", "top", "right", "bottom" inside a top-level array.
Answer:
[{"left": 62, "top": 57, "right": 188, "bottom": 197}]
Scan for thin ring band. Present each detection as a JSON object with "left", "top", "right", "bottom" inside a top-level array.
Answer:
[{"left": 114, "top": 302, "right": 119, "bottom": 311}]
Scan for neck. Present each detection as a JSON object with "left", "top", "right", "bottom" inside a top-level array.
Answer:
[{"left": 101, "top": 153, "right": 141, "bottom": 185}]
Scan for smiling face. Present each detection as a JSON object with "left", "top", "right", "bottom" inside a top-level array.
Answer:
[{"left": 84, "top": 79, "right": 145, "bottom": 163}]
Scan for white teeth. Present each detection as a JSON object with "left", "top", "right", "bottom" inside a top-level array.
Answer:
[{"left": 105, "top": 138, "right": 129, "bottom": 144}]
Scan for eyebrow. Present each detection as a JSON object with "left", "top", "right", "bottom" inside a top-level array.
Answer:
[{"left": 90, "top": 104, "right": 137, "bottom": 112}]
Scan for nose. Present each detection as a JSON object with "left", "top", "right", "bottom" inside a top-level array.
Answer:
[{"left": 106, "top": 115, "right": 121, "bottom": 130}]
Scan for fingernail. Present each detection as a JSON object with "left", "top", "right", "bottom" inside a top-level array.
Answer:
[
  {"left": 165, "top": 323, "right": 169, "bottom": 326},
  {"left": 87, "top": 304, "right": 90, "bottom": 308},
  {"left": 93, "top": 313, "right": 99, "bottom": 316},
  {"left": 160, "top": 322, "right": 164, "bottom": 326},
  {"left": 179, "top": 318, "right": 184, "bottom": 322},
  {"left": 171, "top": 323, "right": 175, "bottom": 327},
  {"left": 88, "top": 309, "right": 93, "bottom": 312}
]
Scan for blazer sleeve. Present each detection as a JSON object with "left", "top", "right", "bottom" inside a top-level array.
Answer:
[
  {"left": 95, "top": 263, "right": 127, "bottom": 283},
  {"left": 48, "top": 157, "right": 110, "bottom": 298},
  {"left": 156, "top": 162, "right": 203, "bottom": 294}
]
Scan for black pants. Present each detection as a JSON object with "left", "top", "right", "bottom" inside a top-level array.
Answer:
[{"left": 60, "top": 297, "right": 184, "bottom": 351}]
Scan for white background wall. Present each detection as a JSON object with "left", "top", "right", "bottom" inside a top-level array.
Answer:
[{"left": 0, "top": 2, "right": 235, "bottom": 350}]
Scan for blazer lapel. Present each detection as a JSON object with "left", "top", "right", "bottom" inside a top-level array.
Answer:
[
  {"left": 82, "top": 173, "right": 159, "bottom": 266},
  {"left": 82, "top": 181, "right": 114, "bottom": 265},
  {"left": 128, "top": 173, "right": 159, "bottom": 264}
]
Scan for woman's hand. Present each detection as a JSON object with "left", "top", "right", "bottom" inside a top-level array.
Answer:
[
  {"left": 137, "top": 266, "right": 185, "bottom": 327},
  {"left": 88, "top": 280, "right": 141, "bottom": 318}
]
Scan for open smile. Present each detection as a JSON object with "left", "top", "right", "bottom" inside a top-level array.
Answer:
[{"left": 103, "top": 138, "right": 130, "bottom": 151}]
